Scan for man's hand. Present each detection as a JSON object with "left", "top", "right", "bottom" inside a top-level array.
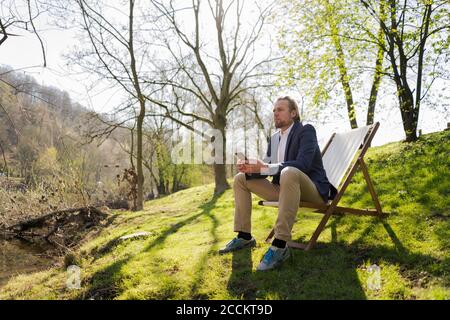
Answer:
[{"left": 237, "top": 158, "right": 268, "bottom": 174}]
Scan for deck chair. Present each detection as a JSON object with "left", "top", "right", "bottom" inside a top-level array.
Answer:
[{"left": 259, "top": 122, "right": 387, "bottom": 251}]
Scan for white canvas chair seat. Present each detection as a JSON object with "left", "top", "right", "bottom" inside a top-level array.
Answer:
[
  {"left": 259, "top": 122, "right": 386, "bottom": 251},
  {"left": 322, "top": 125, "right": 371, "bottom": 189}
]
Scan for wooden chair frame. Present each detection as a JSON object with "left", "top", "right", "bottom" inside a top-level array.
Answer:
[{"left": 260, "top": 122, "right": 387, "bottom": 251}]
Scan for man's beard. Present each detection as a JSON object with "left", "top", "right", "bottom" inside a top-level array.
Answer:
[{"left": 275, "top": 119, "right": 289, "bottom": 128}]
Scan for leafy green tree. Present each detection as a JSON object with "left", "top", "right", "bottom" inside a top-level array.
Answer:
[
  {"left": 360, "top": 0, "right": 450, "bottom": 141},
  {"left": 277, "top": 0, "right": 386, "bottom": 128}
]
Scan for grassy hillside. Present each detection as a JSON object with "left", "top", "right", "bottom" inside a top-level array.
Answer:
[{"left": 1, "top": 130, "right": 449, "bottom": 300}]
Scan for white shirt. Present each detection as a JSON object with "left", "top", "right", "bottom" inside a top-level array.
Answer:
[
  {"left": 277, "top": 122, "right": 294, "bottom": 163},
  {"left": 260, "top": 121, "right": 295, "bottom": 175}
]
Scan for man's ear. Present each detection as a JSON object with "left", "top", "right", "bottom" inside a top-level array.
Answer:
[{"left": 291, "top": 110, "right": 297, "bottom": 119}]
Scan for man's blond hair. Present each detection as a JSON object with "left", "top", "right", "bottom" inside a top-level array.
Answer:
[{"left": 276, "top": 96, "right": 301, "bottom": 122}]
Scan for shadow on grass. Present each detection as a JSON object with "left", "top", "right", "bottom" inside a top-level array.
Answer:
[
  {"left": 76, "top": 194, "right": 448, "bottom": 300},
  {"left": 330, "top": 215, "right": 342, "bottom": 244},
  {"left": 189, "top": 193, "right": 221, "bottom": 299},
  {"left": 227, "top": 248, "right": 255, "bottom": 299},
  {"left": 348, "top": 218, "right": 449, "bottom": 287},
  {"left": 91, "top": 206, "right": 207, "bottom": 260},
  {"left": 225, "top": 217, "right": 447, "bottom": 299},
  {"left": 226, "top": 204, "right": 334, "bottom": 299},
  {"left": 79, "top": 193, "right": 222, "bottom": 300}
]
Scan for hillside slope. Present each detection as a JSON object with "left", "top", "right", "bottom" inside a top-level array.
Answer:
[{"left": 1, "top": 130, "right": 449, "bottom": 300}]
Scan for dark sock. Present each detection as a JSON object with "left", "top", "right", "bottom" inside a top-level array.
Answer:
[
  {"left": 237, "top": 232, "right": 252, "bottom": 240},
  {"left": 272, "top": 238, "right": 286, "bottom": 249}
]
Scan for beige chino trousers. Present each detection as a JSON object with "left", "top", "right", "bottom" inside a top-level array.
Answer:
[{"left": 233, "top": 166, "right": 325, "bottom": 242}]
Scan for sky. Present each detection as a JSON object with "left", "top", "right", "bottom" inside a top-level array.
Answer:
[
  {"left": 0, "top": 26, "right": 123, "bottom": 112},
  {"left": 0, "top": 3, "right": 449, "bottom": 149}
]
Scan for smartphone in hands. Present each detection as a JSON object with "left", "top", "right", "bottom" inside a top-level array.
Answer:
[
  {"left": 235, "top": 152, "right": 251, "bottom": 175},
  {"left": 235, "top": 152, "right": 248, "bottom": 161}
]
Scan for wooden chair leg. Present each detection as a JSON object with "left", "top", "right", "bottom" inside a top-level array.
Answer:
[
  {"left": 287, "top": 241, "right": 307, "bottom": 250},
  {"left": 359, "top": 158, "right": 384, "bottom": 216},
  {"left": 265, "top": 228, "right": 275, "bottom": 243},
  {"left": 305, "top": 209, "right": 335, "bottom": 251}
]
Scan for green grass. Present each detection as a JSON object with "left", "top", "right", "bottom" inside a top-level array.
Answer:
[{"left": 1, "top": 130, "right": 449, "bottom": 300}]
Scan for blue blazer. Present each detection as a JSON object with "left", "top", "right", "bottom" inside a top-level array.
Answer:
[{"left": 246, "top": 121, "right": 337, "bottom": 201}]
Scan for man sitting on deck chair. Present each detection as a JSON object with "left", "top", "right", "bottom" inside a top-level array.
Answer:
[{"left": 219, "top": 96, "right": 337, "bottom": 271}]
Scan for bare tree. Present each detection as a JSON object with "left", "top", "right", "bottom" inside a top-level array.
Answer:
[
  {"left": 46, "top": 0, "right": 278, "bottom": 198},
  {"left": 146, "top": 0, "right": 279, "bottom": 194},
  {"left": 57, "top": 0, "right": 164, "bottom": 210},
  {"left": 0, "top": 0, "right": 47, "bottom": 65},
  {"left": 0, "top": 140, "right": 8, "bottom": 175}
]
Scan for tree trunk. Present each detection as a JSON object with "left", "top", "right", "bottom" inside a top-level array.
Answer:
[
  {"left": 397, "top": 88, "right": 418, "bottom": 142},
  {"left": 172, "top": 168, "right": 178, "bottom": 193},
  {"left": 135, "top": 102, "right": 145, "bottom": 210},
  {"left": 214, "top": 163, "right": 229, "bottom": 194},
  {"left": 403, "top": 109, "right": 418, "bottom": 142},
  {"left": 327, "top": 0, "right": 358, "bottom": 129},
  {"left": 165, "top": 179, "right": 170, "bottom": 194},
  {"left": 130, "top": 127, "right": 135, "bottom": 170},
  {"left": 157, "top": 180, "right": 166, "bottom": 196},
  {"left": 172, "top": 165, "right": 186, "bottom": 193},
  {"left": 367, "top": 48, "right": 383, "bottom": 125},
  {"left": 213, "top": 115, "right": 230, "bottom": 195},
  {"left": 385, "top": 0, "right": 418, "bottom": 142},
  {"left": 128, "top": 0, "right": 144, "bottom": 211},
  {"left": 367, "top": 1, "right": 385, "bottom": 126},
  {"left": 335, "top": 43, "right": 358, "bottom": 129},
  {"left": 0, "top": 141, "right": 8, "bottom": 176}
]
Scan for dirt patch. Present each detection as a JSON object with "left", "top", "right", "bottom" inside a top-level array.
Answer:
[
  {"left": 0, "top": 206, "right": 110, "bottom": 288},
  {"left": 0, "top": 239, "right": 58, "bottom": 288}
]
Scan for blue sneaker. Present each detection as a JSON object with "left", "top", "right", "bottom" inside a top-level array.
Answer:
[
  {"left": 256, "top": 246, "right": 290, "bottom": 271},
  {"left": 219, "top": 237, "right": 256, "bottom": 254}
]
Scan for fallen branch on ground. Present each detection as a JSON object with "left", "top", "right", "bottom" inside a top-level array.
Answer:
[
  {"left": 1, "top": 206, "right": 109, "bottom": 248},
  {"left": 6, "top": 206, "right": 107, "bottom": 232}
]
